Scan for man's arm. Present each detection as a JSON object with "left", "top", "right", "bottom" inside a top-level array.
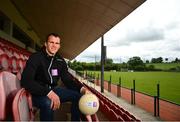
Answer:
[{"left": 21, "top": 54, "right": 50, "bottom": 96}]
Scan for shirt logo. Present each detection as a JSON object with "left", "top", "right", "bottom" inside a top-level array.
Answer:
[{"left": 51, "top": 69, "right": 58, "bottom": 76}]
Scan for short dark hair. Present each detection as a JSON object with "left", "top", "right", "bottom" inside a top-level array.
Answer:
[{"left": 46, "top": 33, "right": 60, "bottom": 42}]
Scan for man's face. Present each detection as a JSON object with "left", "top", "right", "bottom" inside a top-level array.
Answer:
[{"left": 45, "top": 35, "right": 60, "bottom": 56}]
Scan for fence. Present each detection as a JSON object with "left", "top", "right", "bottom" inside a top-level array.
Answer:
[
  {"left": 93, "top": 79, "right": 180, "bottom": 121},
  {"left": 77, "top": 71, "right": 180, "bottom": 121}
]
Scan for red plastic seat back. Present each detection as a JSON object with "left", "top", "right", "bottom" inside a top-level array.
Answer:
[
  {"left": 0, "top": 71, "right": 20, "bottom": 120},
  {"left": 0, "top": 54, "right": 10, "bottom": 71},
  {"left": 12, "top": 88, "right": 34, "bottom": 121}
]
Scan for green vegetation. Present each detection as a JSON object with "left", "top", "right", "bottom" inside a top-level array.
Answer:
[
  {"left": 146, "top": 63, "right": 180, "bottom": 71},
  {"left": 70, "top": 57, "right": 180, "bottom": 104},
  {"left": 86, "top": 71, "right": 180, "bottom": 104},
  {"left": 69, "top": 57, "right": 180, "bottom": 72}
]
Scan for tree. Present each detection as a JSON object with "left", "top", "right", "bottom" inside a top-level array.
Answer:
[
  {"left": 146, "top": 60, "right": 150, "bottom": 63},
  {"left": 165, "top": 58, "right": 168, "bottom": 62},
  {"left": 127, "top": 56, "right": 145, "bottom": 71},
  {"left": 151, "top": 57, "right": 163, "bottom": 63},
  {"left": 105, "top": 58, "right": 113, "bottom": 64},
  {"left": 174, "top": 58, "right": 180, "bottom": 63},
  {"left": 104, "top": 58, "right": 113, "bottom": 71},
  {"left": 74, "top": 65, "right": 83, "bottom": 71},
  {"left": 157, "top": 57, "right": 163, "bottom": 63}
]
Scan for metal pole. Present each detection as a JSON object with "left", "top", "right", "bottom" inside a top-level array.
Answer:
[
  {"left": 118, "top": 77, "right": 121, "bottom": 97},
  {"left": 108, "top": 75, "right": 111, "bottom": 92},
  {"left": 131, "top": 89, "right": 133, "bottom": 104},
  {"left": 95, "top": 55, "right": 96, "bottom": 71},
  {"left": 97, "top": 73, "right": 99, "bottom": 86},
  {"left": 101, "top": 35, "right": 104, "bottom": 93},
  {"left": 133, "top": 80, "right": 136, "bottom": 104},
  {"left": 157, "top": 83, "right": 160, "bottom": 116},
  {"left": 154, "top": 96, "right": 157, "bottom": 116}
]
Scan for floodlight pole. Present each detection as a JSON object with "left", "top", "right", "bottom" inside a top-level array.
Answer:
[{"left": 101, "top": 35, "right": 104, "bottom": 93}]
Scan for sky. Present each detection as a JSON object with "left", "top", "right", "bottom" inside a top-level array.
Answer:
[{"left": 75, "top": 0, "right": 180, "bottom": 63}]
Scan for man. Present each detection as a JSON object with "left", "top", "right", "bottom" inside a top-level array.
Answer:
[{"left": 21, "top": 33, "right": 89, "bottom": 121}]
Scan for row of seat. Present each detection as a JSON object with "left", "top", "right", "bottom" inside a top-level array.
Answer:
[
  {"left": 0, "top": 38, "right": 30, "bottom": 74},
  {"left": 0, "top": 45, "right": 29, "bottom": 60},
  {"left": 83, "top": 82, "right": 140, "bottom": 121},
  {"left": 0, "top": 38, "right": 33, "bottom": 121},
  {"left": 0, "top": 53, "right": 26, "bottom": 74},
  {"left": 0, "top": 71, "right": 34, "bottom": 121},
  {"left": 0, "top": 38, "right": 30, "bottom": 60}
]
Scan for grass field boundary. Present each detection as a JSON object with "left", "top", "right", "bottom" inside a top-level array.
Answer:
[
  {"left": 91, "top": 79, "right": 180, "bottom": 121},
  {"left": 105, "top": 81, "right": 180, "bottom": 106},
  {"left": 82, "top": 71, "right": 180, "bottom": 104}
]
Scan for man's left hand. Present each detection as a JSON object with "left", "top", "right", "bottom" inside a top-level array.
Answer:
[{"left": 80, "top": 87, "right": 91, "bottom": 94}]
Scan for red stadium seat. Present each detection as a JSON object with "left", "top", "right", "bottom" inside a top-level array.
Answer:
[
  {"left": 0, "top": 54, "right": 10, "bottom": 71},
  {"left": 0, "top": 71, "right": 21, "bottom": 120},
  {"left": 13, "top": 51, "right": 20, "bottom": 59},
  {"left": 9, "top": 56, "right": 19, "bottom": 74},
  {"left": 108, "top": 109, "right": 120, "bottom": 121},
  {"left": 16, "top": 58, "right": 26, "bottom": 73},
  {"left": 2, "top": 46, "right": 13, "bottom": 58},
  {"left": 24, "top": 55, "right": 29, "bottom": 60},
  {"left": 103, "top": 104, "right": 111, "bottom": 116},
  {"left": 114, "top": 107, "right": 123, "bottom": 115},
  {"left": 12, "top": 88, "right": 34, "bottom": 121},
  {"left": 0, "top": 46, "right": 5, "bottom": 55},
  {"left": 121, "top": 112, "right": 132, "bottom": 121},
  {"left": 91, "top": 114, "right": 99, "bottom": 121},
  {"left": 0, "top": 40, "right": 4, "bottom": 47},
  {"left": 19, "top": 53, "right": 25, "bottom": 60}
]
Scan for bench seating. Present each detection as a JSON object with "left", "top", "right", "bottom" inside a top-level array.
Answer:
[
  {"left": 0, "top": 71, "right": 21, "bottom": 120},
  {"left": 12, "top": 88, "right": 34, "bottom": 121}
]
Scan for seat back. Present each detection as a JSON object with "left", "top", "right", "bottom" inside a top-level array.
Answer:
[
  {"left": 0, "top": 46, "right": 5, "bottom": 55},
  {"left": 0, "top": 71, "right": 21, "bottom": 120},
  {"left": 9, "top": 56, "right": 19, "bottom": 74},
  {"left": 12, "top": 88, "right": 34, "bottom": 121},
  {"left": 0, "top": 54, "right": 10, "bottom": 71},
  {"left": 17, "top": 58, "right": 25, "bottom": 73}
]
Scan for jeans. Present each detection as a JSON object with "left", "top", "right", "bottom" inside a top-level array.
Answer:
[{"left": 32, "top": 87, "right": 82, "bottom": 121}]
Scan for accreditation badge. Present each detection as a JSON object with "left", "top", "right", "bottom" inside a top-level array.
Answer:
[{"left": 51, "top": 69, "right": 58, "bottom": 76}]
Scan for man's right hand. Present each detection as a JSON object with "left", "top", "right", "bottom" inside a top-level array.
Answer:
[{"left": 47, "top": 90, "right": 60, "bottom": 110}]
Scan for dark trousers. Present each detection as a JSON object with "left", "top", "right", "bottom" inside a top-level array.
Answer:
[{"left": 32, "top": 87, "right": 82, "bottom": 121}]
